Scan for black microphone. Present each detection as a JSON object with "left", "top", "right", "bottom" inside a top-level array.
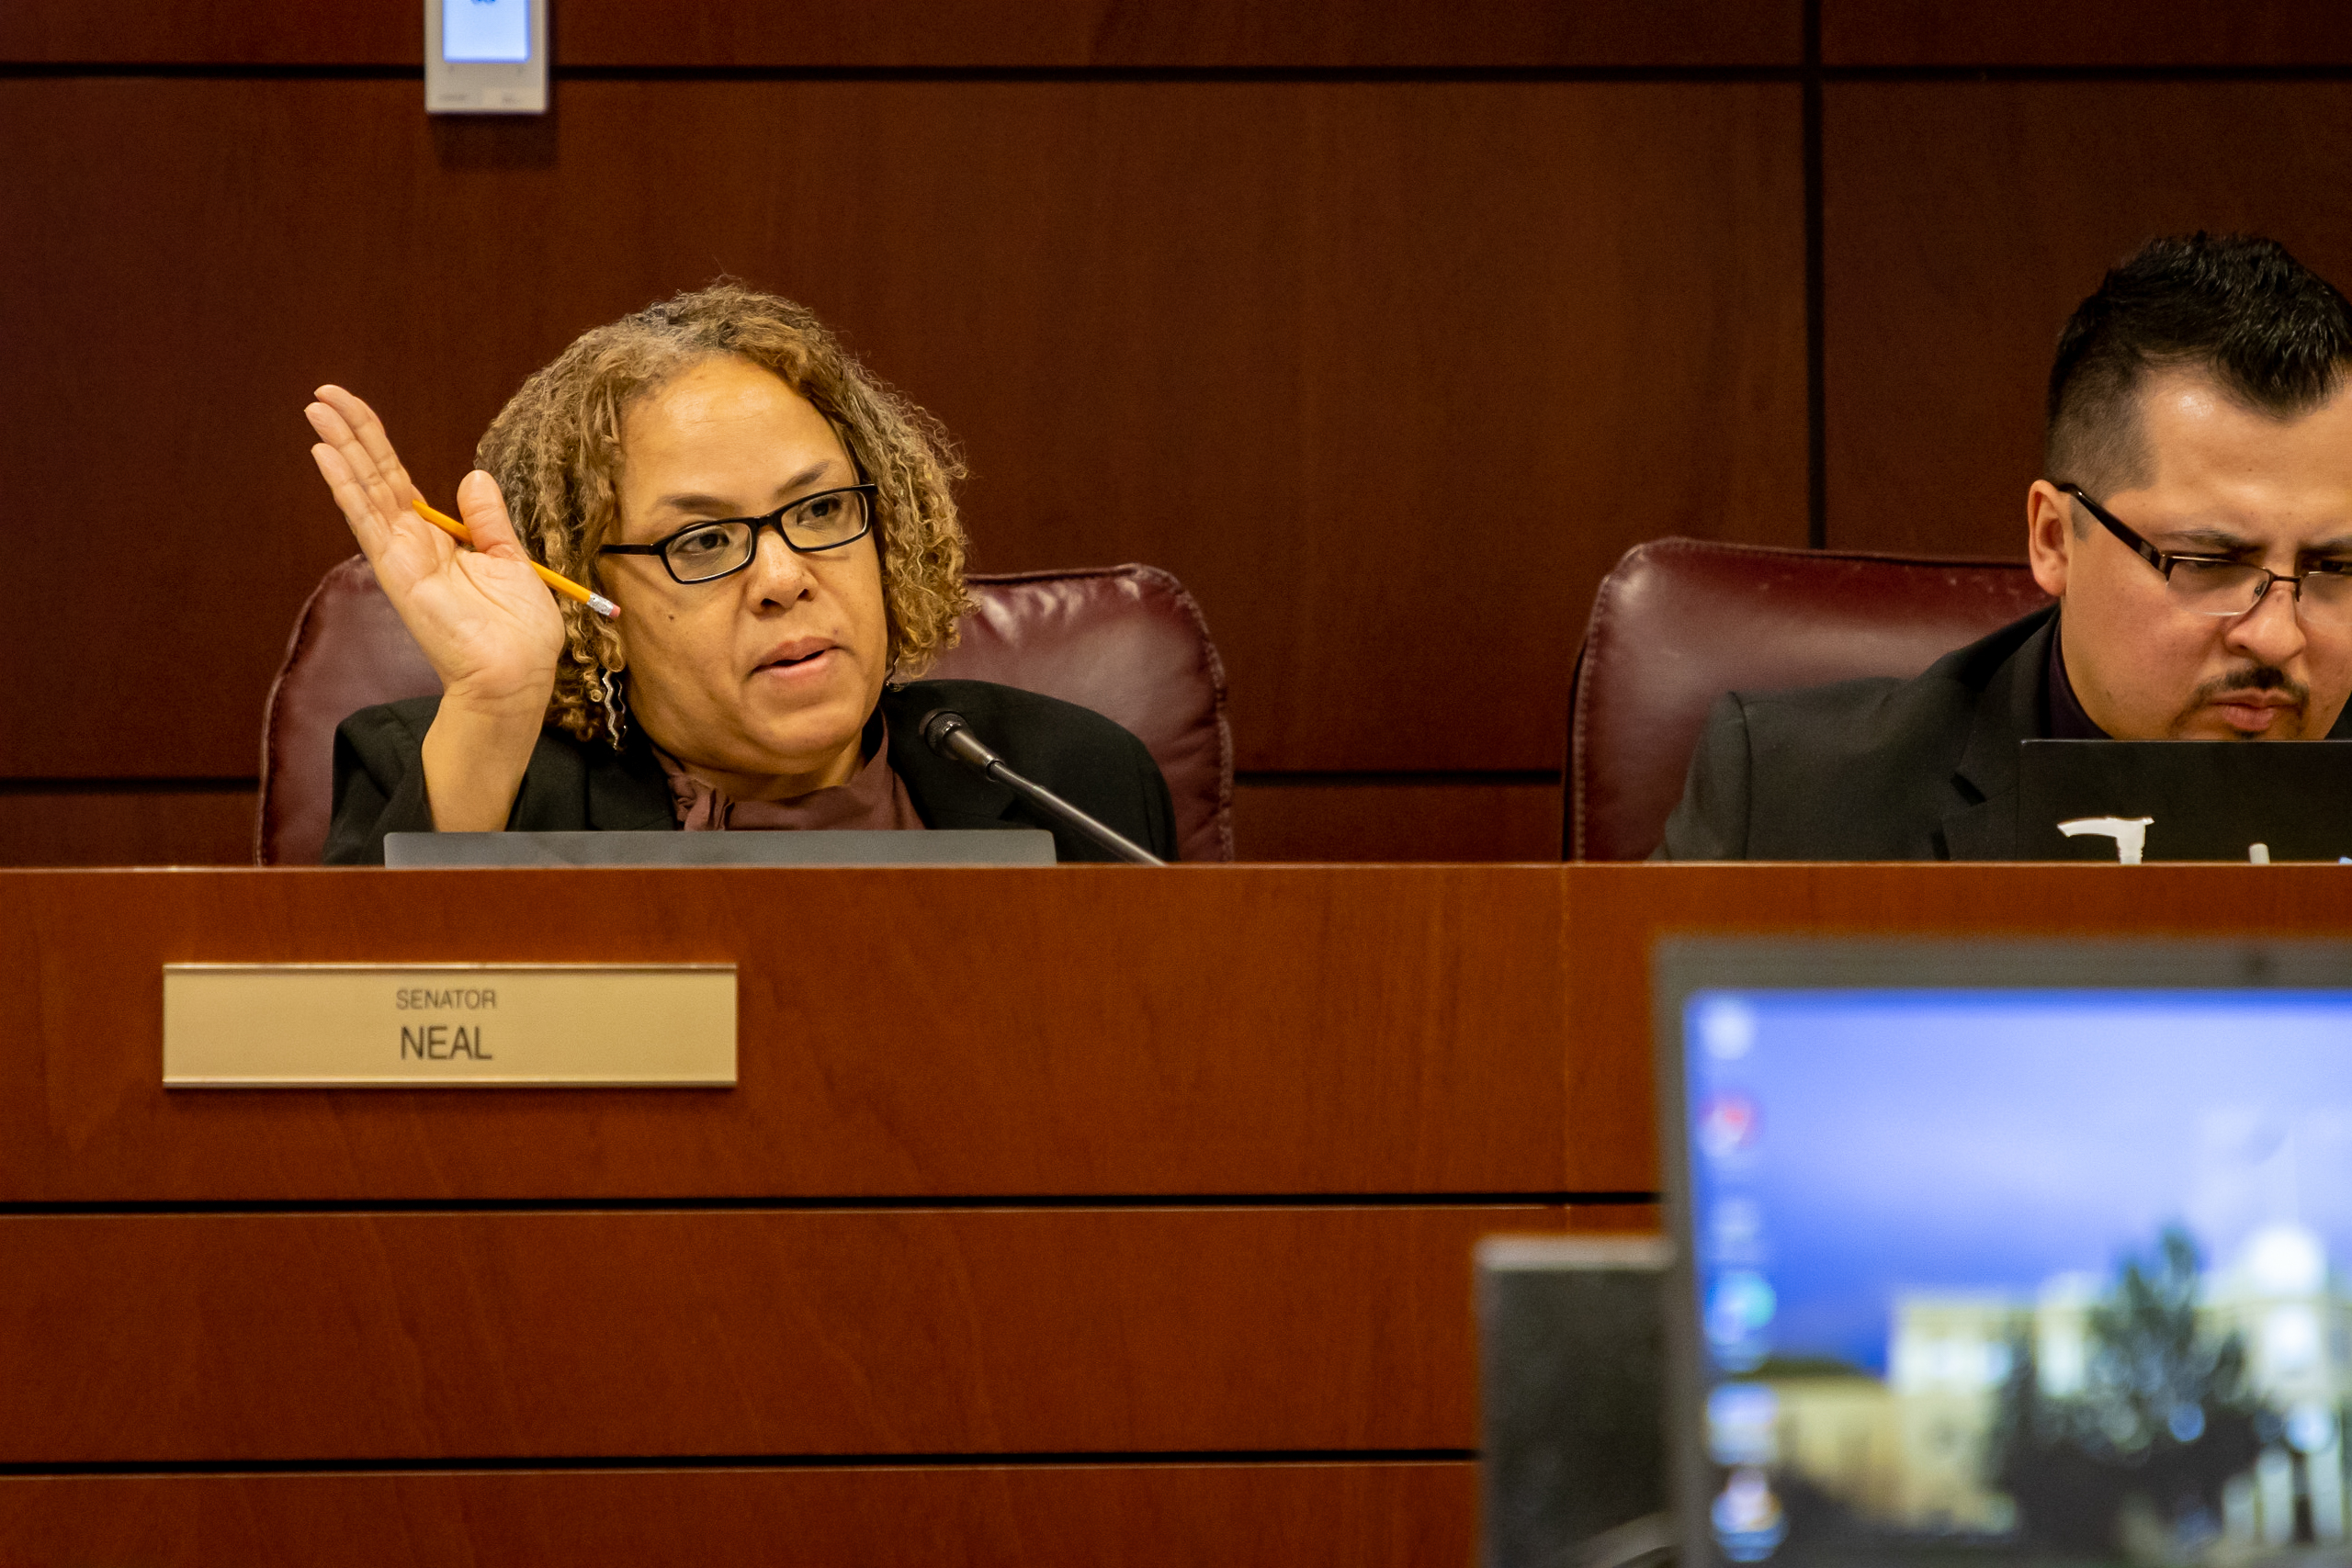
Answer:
[{"left": 920, "top": 709, "right": 1166, "bottom": 866}]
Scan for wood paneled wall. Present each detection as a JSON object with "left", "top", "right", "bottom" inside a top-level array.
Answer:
[{"left": 4, "top": 1, "right": 2346, "bottom": 863}]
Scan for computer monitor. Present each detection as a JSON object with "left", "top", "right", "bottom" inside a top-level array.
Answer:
[{"left": 1655, "top": 938, "right": 2352, "bottom": 1566}]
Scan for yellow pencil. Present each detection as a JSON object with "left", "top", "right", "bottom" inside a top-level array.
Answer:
[{"left": 411, "top": 498, "right": 620, "bottom": 621}]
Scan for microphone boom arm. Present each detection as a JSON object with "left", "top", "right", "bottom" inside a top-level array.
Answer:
[{"left": 920, "top": 709, "right": 1167, "bottom": 866}]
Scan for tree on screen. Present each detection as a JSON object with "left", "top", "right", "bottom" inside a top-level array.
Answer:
[{"left": 1987, "top": 1226, "right": 2266, "bottom": 1556}]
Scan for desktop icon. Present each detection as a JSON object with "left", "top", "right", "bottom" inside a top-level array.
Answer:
[
  {"left": 1706, "top": 1382, "right": 1780, "bottom": 1466},
  {"left": 1697, "top": 997, "right": 1758, "bottom": 1061},
  {"left": 1709, "top": 1196, "right": 1766, "bottom": 1263},
  {"left": 1698, "top": 1093, "right": 1762, "bottom": 1160},
  {"left": 1706, "top": 1269, "right": 1776, "bottom": 1371},
  {"left": 1712, "top": 1467, "right": 1787, "bottom": 1562}
]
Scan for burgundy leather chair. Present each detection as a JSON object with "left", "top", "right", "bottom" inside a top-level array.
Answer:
[
  {"left": 1567, "top": 537, "right": 2055, "bottom": 860},
  {"left": 256, "top": 558, "right": 1234, "bottom": 864}
]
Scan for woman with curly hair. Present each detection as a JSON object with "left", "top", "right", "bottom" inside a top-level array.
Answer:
[{"left": 303, "top": 283, "right": 1172, "bottom": 863}]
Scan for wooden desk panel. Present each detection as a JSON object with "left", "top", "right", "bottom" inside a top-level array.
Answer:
[
  {"left": 0, "top": 1464, "right": 1472, "bottom": 1568},
  {"left": 17, "top": 863, "right": 2340, "bottom": 1203},
  {"left": 1821, "top": 0, "right": 2352, "bottom": 66},
  {"left": 6, "top": 863, "right": 2343, "bottom": 1562},
  {"left": 0, "top": 866, "right": 1580, "bottom": 1201},
  {"left": 0, "top": 1206, "right": 1568, "bottom": 1462}
]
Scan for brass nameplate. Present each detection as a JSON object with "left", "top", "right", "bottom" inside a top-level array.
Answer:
[{"left": 163, "top": 964, "right": 735, "bottom": 1087}]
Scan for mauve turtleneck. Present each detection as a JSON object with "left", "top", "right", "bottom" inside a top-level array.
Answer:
[{"left": 652, "top": 711, "right": 925, "bottom": 832}]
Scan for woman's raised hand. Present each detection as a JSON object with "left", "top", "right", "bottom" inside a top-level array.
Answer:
[{"left": 305, "top": 386, "right": 565, "bottom": 711}]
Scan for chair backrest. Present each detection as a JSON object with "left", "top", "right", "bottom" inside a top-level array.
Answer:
[
  {"left": 1568, "top": 536, "right": 2053, "bottom": 861},
  {"left": 256, "top": 558, "right": 1234, "bottom": 864}
]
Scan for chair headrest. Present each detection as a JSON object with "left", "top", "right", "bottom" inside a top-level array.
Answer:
[{"left": 1569, "top": 536, "right": 2053, "bottom": 860}]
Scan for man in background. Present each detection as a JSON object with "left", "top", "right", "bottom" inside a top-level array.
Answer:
[{"left": 1659, "top": 232, "right": 2352, "bottom": 861}]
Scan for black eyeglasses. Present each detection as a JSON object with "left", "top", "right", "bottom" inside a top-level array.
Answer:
[
  {"left": 600, "top": 484, "right": 876, "bottom": 585},
  {"left": 2056, "top": 482, "right": 2352, "bottom": 621}
]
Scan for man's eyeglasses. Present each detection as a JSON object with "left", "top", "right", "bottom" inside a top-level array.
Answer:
[
  {"left": 2057, "top": 482, "right": 2352, "bottom": 622},
  {"left": 600, "top": 483, "right": 876, "bottom": 585}
]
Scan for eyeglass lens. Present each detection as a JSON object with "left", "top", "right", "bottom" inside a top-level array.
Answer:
[
  {"left": 2167, "top": 557, "right": 2352, "bottom": 619},
  {"left": 664, "top": 491, "right": 870, "bottom": 582}
]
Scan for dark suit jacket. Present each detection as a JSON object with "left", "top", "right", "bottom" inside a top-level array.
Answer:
[
  {"left": 324, "top": 678, "right": 1177, "bottom": 865},
  {"left": 1659, "top": 604, "right": 2352, "bottom": 860},
  {"left": 1660, "top": 605, "right": 2051, "bottom": 861}
]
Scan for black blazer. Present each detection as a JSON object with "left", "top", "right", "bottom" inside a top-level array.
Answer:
[
  {"left": 1659, "top": 608, "right": 2053, "bottom": 861},
  {"left": 1658, "top": 604, "right": 2352, "bottom": 860},
  {"left": 324, "top": 678, "right": 1177, "bottom": 865}
]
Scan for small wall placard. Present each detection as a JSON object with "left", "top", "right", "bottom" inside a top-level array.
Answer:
[{"left": 163, "top": 964, "right": 736, "bottom": 1088}]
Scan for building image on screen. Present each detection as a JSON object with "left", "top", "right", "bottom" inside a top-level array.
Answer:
[
  {"left": 443, "top": 0, "right": 529, "bottom": 63},
  {"left": 1680, "top": 987, "right": 2352, "bottom": 1566}
]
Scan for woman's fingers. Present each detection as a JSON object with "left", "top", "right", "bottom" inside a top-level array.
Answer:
[
  {"left": 312, "top": 385, "right": 421, "bottom": 510},
  {"left": 454, "top": 468, "right": 532, "bottom": 561},
  {"left": 307, "top": 395, "right": 458, "bottom": 589},
  {"left": 310, "top": 441, "right": 391, "bottom": 556},
  {"left": 305, "top": 384, "right": 466, "bottom": 558},
  {"left": 306, "top": 388, "right": 422, "bottom": 550},
  {"left": 313, "top": 439, "right": 458, "bottom": 579},
  {"left": 303, "top": 397, "right": 407, "bottom": 530}
]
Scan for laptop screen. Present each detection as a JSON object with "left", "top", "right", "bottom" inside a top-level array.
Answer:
[{"left": 1664, "top": 945, "right": 2352, "bottom": 1565}]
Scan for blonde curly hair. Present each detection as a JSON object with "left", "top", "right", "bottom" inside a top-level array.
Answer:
[{"left": 476, "top": 282, "right": 972, "bottom": 744}]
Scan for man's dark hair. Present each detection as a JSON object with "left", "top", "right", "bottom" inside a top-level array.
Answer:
[{"left": 2046, "top": 232, "right": 2352, "bottom": 499}]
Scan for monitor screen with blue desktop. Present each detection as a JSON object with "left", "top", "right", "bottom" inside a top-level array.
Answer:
[{"left": 1657, "top": 941, "right": 2352, "bottom": 1568}]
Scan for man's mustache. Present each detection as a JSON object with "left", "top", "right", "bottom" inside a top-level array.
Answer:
[{"left": 2191, "top": 664, "right": 2309, "bottom": 708}]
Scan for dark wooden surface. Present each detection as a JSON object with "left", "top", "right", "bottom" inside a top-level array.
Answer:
[
  {"left": 0, "top": 1206, "right": 1567, "bottom": 1461},
  {"left": 0, "top": 1465, "right": 1474, "bottom": 1568},
  {"left": 1823, "top": 82, "right": 2352, "bottom": 559},
  {"left": 1822, "top": 0, "right": 2352, "bottom": 64},
  {"left": 0, "top": 0, "right": 416, "bottom": 62},
  {"left": 17, "top": 863, "right": 2348, "bottom": 1202},
  {"left": 0, "top": 867, "right": 1582, "bottom": 1198},
  {"left": 565, "top": 0, "right": 1804, "bottom": 68},
  {"left": 0, "top": 0, "right": 1802, "bottom": 66},
  {"left": 1232, "top": 781, "right": 1564, "bottom": 863},
  {"left": 0, "top": 788, "right": 256, "bottom": 867}
]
